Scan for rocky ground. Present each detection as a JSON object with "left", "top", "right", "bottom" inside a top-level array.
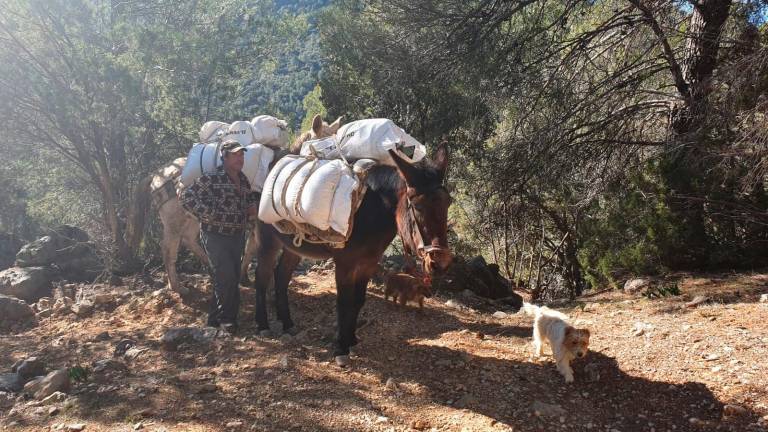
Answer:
[{"left": 0, "top": 269, "right": 767, "bottom": 432}]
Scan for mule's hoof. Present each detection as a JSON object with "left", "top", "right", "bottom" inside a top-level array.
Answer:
[{"left": 335, "top": 355, "right": 351, "bottom": 367}]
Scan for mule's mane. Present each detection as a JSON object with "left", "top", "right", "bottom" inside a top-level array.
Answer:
[{"left": 290, "top": 131, "right": 313, "bottom": 154}]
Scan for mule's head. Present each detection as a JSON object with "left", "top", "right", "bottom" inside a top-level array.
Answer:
[
  {"left": 390, "top": 142, "right": 453, "bottom": 275},
  {"left": 290, "top": 114, "right": 343, "bottom": 153}
]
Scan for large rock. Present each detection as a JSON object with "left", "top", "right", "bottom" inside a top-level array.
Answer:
[
  {"left": 433, "top": 255, "right": 523, "bottom": 307},
  {"left": 0, "top": 373, "right": 23, "bottom": 392},
  {"left": 23, "top": 369, "right": 70, "bottom": 400},
  {"left": 624, "top": 278, "right": 651, "bottom": 294},
  {"left": 0, "top": 294, "right": 35, "bottom": 323},
  {"left": 0, "top": 232, "right": 23, "bottom": 271},
  {"left": 0, "top": 266, "right": 53, "bottom": 302},
  {"left": 12, "top": 357, "right": 46, "bottom": 380},
  {"left": 161, "top": 327, "right": 218, "bottom": 351},
  {"left": 15, "top": 226, "right": 101, "bottom": 282}
]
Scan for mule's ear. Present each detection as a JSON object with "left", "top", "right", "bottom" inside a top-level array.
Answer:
[
  {"left": 434, "top": 141, "right": 449, "bottom": 174},
  {"left": 311, "top": 114, "right": 323, "bottom": 135},
  {"left": 388, "top": 149, "right": 419, "bottom": 185},
  {"left": 329, "top": 116, "right": 343, "bottom": 133}
]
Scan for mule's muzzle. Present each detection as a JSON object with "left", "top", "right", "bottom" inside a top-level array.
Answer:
[{"left": 422, "top": 246, "right": 452, "bottom": 275}]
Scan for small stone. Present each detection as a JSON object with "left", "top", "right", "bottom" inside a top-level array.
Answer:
[
  {"left": 760, "top": 294, "right": 768, "bottom": 303},
  {"left": 48, "top": 406, "right": 59, "bottom": 416},
  {"left": 723, "top": 404, "right": 748, "bottom": 417},
  {"left": 384, "top": 378, "right": 397, "bottom": 391},
  {"left": 225, "top": 421, "right": 243, "bottom": 428},
  {"left": 132, "top": 422, "right": 144, "bottom": 430},
  {"left": 703, "top": 354, "right": 720, "bottom": 361},
  {"left": 531, "top": 400, "right": 566, "bottom": 417},
  {"left": 445, "top": 299, "right": 460, "bottom": 309},
  {"left": 194, "top": 383, "right": 218, "bottom": 394},
  {"left": 411, "top": 419, "right": 429, "bottom": 430},
  {"left": 92, "top": 293, "right": 114, "bottom": 306},
  {"left": 278, "top": 355, "right": 289, "bottom": 369},
  {"left": 40, "top": 391, "right": 67, "bottom": 405},
  {"left": 492, "top": 311, "right": 507, "bottom": 319},
  {"left": 453, "top": 393, "right": 475, "bottom": 408},
  {"left": 584, "top": 363, "right": 601, "bottom": 382},
  {"left": 631, "top": 322, "right": 648, "bottom": 336},
  {"left": 93, "top": 331, "right": 110, "bottom": 342},
  {"left": 685, "top": 296, "right": 709, "bottom": 308},
  {"left": 72, "top": 300, "right": 94, "bottom": 317},
  {"left": 66, "top": 424, "right": 86, "bottom": 431},
  {"left": 375, "top": 416, "right": 389, "bottom": 423}
]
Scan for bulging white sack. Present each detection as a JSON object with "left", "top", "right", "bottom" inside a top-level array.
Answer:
[
  {"left": 259, "top": 155, "right": 299, "bottom": 224},
  {"left": 199, "top": 121, "right": 230, "bottom": 143},
  {"left": 225, "top": 120, "right": 257, "bottom": 146},
  {"left": 241, "top": 143, "right": 275, "bottom": 193},
  {"left": 179, "top": 143, "right": 221, "bottom": 188},
  {"left": 251, "top": 115, "right": 289, "bottom": 148},
  {"left": 179, "top": 142, "right": 274, "bottom": 192},
  {"left": 302, "top": 118, "right": 427, "bottom": 165},
  {"left": 259, "top": 155, "right": 360, "bottom": 237}
]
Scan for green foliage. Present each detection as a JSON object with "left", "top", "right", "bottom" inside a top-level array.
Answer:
[
  {"left": 643, "top": 283, "right": 681, "bottom": 299},
  {"left": 68, "top": 365, "right": 90, "bottom": 382},
  {"left": 300, "top": 84, "right": 328, "bottom": 132}
]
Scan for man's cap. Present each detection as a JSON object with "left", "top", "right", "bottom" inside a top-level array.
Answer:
[{"left": 221, "top": 139, "right": 248, "bottom": 154}]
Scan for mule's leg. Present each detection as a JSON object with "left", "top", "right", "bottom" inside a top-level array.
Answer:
[
  {"left": 334, "top": 259, "right": 378, "bottom": 366},
  {"left": 240, "top": 228, "right": 258, "bottom": 285},
  {"left": 161, "top": 225, "right": 185, "bottom": 294},
  {"left": 333, "top": 261, "right": 358, "bottom": 363},
  {"left": 181, "top": 223, "right": 207, "bottom": 265},
  {"left": 273, "top": 250, "right": 300, "bottom": 333},
  {"left": 253, "top": 227, "right": 281, "bottom": 333}
]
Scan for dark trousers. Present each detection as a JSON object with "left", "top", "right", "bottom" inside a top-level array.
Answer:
[{"left": 201, "top": 230, "right": 245, "bottom": 326}]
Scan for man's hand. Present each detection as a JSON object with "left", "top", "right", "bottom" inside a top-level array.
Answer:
[{"left": 246, "top": 205, "right": 258, "bottom": 218}]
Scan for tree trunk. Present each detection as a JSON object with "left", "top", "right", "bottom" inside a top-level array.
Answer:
[{"left": 663, "top": 0, "right": 732, "bottom": 268}]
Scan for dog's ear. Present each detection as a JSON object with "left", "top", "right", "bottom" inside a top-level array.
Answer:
[
  {"left": 580, "top": 329, "right": 591, "bottom": 339},
  {"left": 565, "top": 327, "right": 574, "bottom": 338}
]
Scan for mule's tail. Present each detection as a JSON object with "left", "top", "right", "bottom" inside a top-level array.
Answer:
[
  {"left": 520, "top": 302, "right": 540, "bottom": 317},
  {"left": 125, "top": 174, "right": 153, "bottom": 255}
]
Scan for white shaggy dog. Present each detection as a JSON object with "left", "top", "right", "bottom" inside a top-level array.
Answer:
[{"left": 521, "top": 303, "right": 590, "bottom": 383}]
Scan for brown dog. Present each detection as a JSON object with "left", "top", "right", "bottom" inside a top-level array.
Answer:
[{"left": 383, "top": 272, "right": 432, "bottom": 310}]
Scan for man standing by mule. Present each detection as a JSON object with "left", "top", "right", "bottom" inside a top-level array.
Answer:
[{"left": 181, "top": 140, "right": 257, "bottom": 334}]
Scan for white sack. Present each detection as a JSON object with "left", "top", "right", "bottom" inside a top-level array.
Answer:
[
  {"left": 258, "top": 155, "right": 360, "bottom": 237},
  {"left": 179, "top": 143, "right": 221, "bottom": 188},
  {"left": 300, "top": 136, "right": 339, "bottom": 159},
  {"left": 250, "top": 115, "right": 289, "bottom": 148},
  {"left": 304, "top": 118, "right": 426, "bottom": 165},
  {"left": 225, "top": 120, "right": 257, "bottom": 146},
  {"left": 179, "top": 142, "right": 273, "bottom": 192},
  {"left": 240, "top": 143, "right": 275, "bottom": 193},
  {"left": 259, "top": 156, "right": 305, "bottom": 223},
  {"left": 199, "top": 121, "right": 229, "bottom": 143}
]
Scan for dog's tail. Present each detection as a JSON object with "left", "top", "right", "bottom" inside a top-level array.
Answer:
[{"left": 520, "top": 302, "right": 540, "bottom": 316}]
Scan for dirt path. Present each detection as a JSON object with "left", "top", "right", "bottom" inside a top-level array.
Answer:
[{"left": 1, "top": 271, "right": 767, "bottom": 431}]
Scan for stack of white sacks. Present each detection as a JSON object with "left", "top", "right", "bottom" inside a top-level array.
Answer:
[
  {"left": 259, "top": 118, "right": 427, "bottom": 245},
  {"left": 179, "top": 115, "right": 289, "bottom": 192}
]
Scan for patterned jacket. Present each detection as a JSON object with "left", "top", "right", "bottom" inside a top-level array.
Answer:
[{"left": 180, "top": 168, "right": 259, "bottom": 236}]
